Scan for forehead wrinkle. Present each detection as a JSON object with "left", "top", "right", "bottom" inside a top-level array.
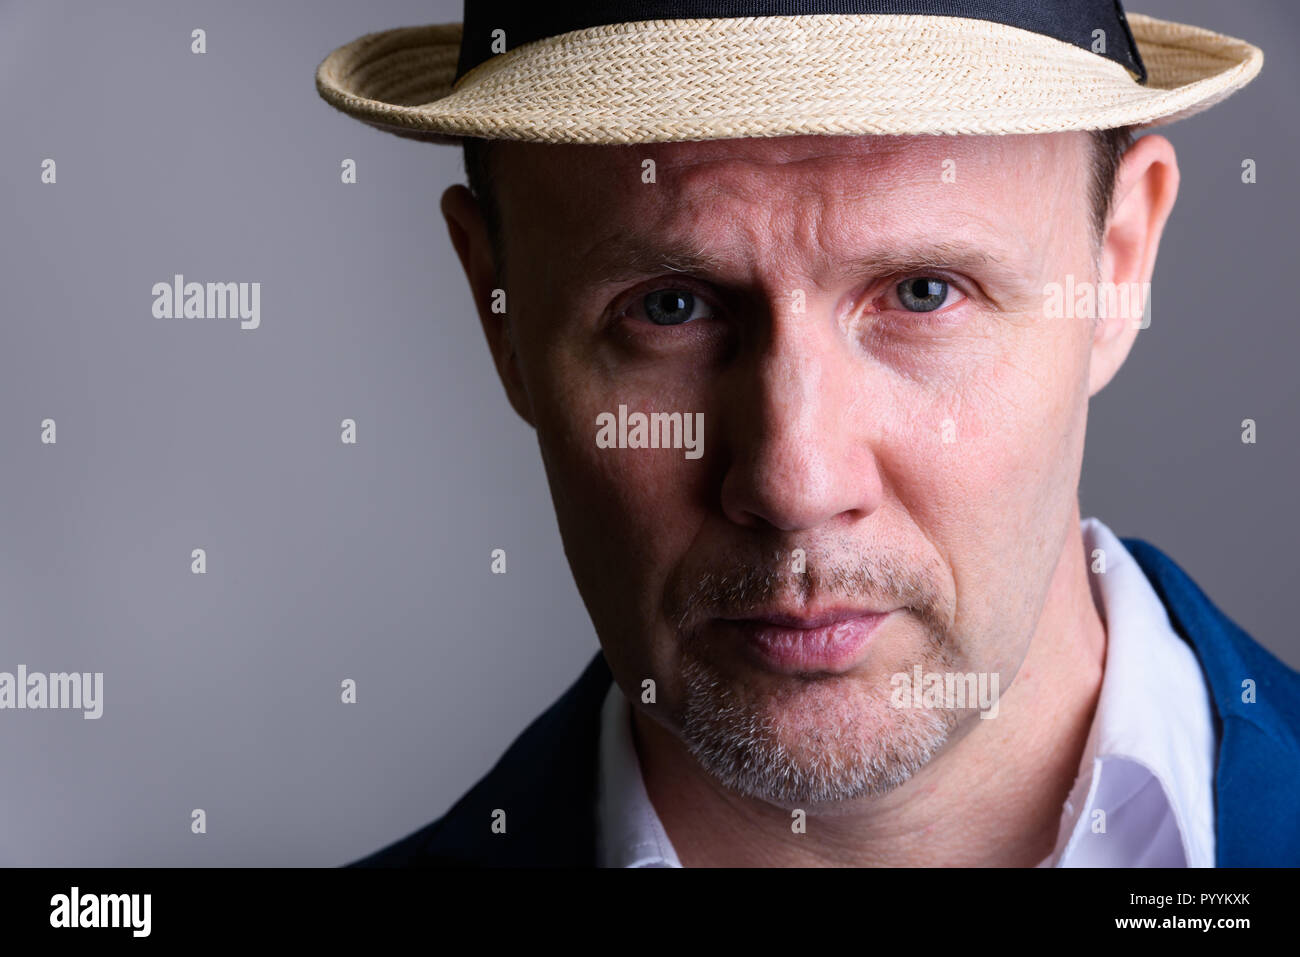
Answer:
[{"left": 557, "top": 143, "right": 1055, "bottom": 294}]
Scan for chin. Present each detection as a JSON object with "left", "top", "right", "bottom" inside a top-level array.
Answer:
[{"left": 677, "top": 659, "right": 959, "bottom": 807}]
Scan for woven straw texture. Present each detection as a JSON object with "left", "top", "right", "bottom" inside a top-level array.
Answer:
[{"left": 315, "top": 13, "right": 1262, "bottom": 145}]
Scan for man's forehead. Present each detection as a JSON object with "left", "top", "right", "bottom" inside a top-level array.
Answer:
[
  {"left": 494, "top": 132, "right": 1085, "bottom": 278},
  {"left": 500, "top": 131, "right": 1078, "bottom": 193}
]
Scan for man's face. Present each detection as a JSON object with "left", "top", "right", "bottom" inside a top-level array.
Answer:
[{"left": 490, "top": 132, "right": 1101, "bottom": 807}]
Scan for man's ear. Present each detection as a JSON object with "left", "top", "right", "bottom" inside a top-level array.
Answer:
[
  {"left": 441, "top": 183, "right": 536, "bottom": 428},
  {"left": 1088, "top": 133, "right": 1180, "bottom": 397}
]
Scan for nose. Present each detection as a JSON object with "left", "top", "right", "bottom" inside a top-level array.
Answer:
[{"left": 719, "top": 305, "right": 884, "bottom": 533}]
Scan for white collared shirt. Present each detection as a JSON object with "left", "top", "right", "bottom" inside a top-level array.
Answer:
[{"left": 596, "top": 516, "right": 1217, "bottom": 867}]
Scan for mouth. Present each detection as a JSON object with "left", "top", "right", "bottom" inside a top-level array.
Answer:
[{"left": 714, "top": 607, "right": 893, "bottom": 675}]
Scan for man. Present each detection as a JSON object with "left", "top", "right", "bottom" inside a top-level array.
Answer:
[{"left": 317, "top": 2, "right": 1298, "bottom": 866}]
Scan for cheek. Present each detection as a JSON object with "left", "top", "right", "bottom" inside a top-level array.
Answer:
[
  {"left": 529, "top": 349, "right": 710, "bottom": 642},
  {"left": 537, "top": 356, "right": 705, "bottom": 530},
  {"left": 890, "top": 325, "right": 1084, "bottom": 507},
  {"left": 882, "top": 325, "right": 1089, "bottom": 657}
]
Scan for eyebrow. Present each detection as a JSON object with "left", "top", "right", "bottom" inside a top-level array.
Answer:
[
  {"left": 586, "top": 238, "right": 729, "bottom": 286},
  {"left": 585, "top": 237, "right": 1013, "bottom": 287}
]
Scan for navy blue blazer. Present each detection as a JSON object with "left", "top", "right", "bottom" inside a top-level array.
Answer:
[{"left": 353, "top": 538, "right": 1300, "bottom": 867}]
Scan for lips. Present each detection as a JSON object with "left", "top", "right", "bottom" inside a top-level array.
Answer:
[{"left": 717, "top": 608, "right": 892, "bottom": 674}]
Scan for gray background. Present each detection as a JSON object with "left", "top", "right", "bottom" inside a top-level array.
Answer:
[{"left": 0, "top": 0, "right": 1295, "bottom": 866}]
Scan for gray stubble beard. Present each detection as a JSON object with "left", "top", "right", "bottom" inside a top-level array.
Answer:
[{"left": 677, "top": 643, "right": 960, "bottom": 807}]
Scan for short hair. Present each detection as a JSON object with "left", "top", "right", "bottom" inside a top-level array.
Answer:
[
  {"left": 463, "top": 127, "right": 1136, "bottom": 282},
  {"left": 1088, "top": 126, "right": 1136, "bottom": 246},
  {"left": 462, "top": 136, "right": 506, "bottom": 283}
]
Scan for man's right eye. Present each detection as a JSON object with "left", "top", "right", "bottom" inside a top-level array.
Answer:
[{"left": 639, "top": 288, "right": 716, "bottom": 326}]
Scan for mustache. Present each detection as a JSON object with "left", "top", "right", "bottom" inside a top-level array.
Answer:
[{"left": 668, "top": 549, "right": 949, "bottom": 646}]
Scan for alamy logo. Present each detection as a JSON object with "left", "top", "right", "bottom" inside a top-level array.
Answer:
[
  {"left": 890, "top": 665, "right": 1000, "bottom": 719},
  {"left": 1042, "top": 276, "right": 1150, "bottom": 327},
  {"left": 50, "top": 887, "right": 150, "bottom": 937},
  {"left": 596, "top": 404, "right": 704, "bottom": 459},
  {"left": 0, "top": 666, "right": 103, "bottom": 719},
  {"left": 152, "top": 274, "right": 260, "bottom": 330}
]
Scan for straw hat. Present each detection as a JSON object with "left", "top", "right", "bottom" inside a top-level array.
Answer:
[{"left": 315, "top": 2, "right": 1263, "bottom": 145}]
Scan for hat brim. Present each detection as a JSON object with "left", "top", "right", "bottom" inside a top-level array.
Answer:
[{"left": 314, "top": 13, "right": 1262, "bottom": 145}]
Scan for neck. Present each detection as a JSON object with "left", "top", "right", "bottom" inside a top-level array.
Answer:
[{"left": 634, "top": 508, "right": 1108, "bottom": 866}]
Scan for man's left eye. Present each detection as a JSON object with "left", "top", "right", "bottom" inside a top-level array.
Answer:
[
  {"left": 893, "top": 278, "right": 966, "bottom": 313},
  {"left": 639, "top": 288, "right": 715, "bottom": 326}
]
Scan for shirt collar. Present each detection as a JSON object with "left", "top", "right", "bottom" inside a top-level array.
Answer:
[
  {"left": 1043, "top": 516, "right": 1217, "bottom": 867},
  {"left": 596, "top": 676, "right": 681, "bottom": 867}
]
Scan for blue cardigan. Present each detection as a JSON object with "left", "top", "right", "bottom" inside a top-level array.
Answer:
[{"left": 354, "top": 537, "right": 1300, "bottom": 867}]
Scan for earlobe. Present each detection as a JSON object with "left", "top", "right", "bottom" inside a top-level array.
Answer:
[
  {"left": 1087, "top": 134, "right": 1180, "bottom": 397},
  {"left": 440, "top": 184, "right": 536, "bottom": 428}
]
